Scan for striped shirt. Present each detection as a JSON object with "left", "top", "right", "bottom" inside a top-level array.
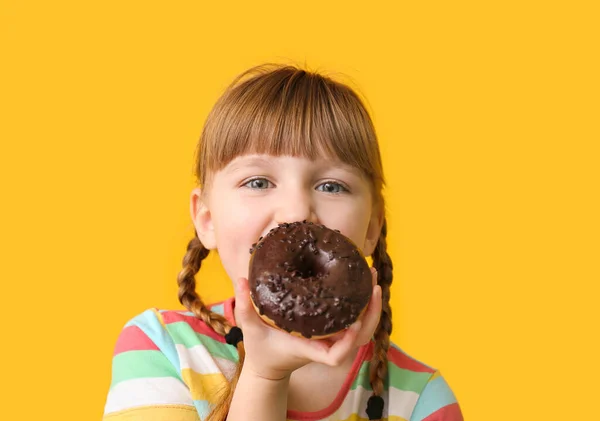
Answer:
[{"left": 103, "top": 297, "right": 463, "bottom": 421}]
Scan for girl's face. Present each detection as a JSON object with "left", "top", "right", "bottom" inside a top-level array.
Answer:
[{"left": 190, "top": 154, "right": 383, "bottom": 285}]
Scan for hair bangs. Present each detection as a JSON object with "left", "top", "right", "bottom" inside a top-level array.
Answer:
[{"left": 197, "top": 65, "right": 383, "bottom": 191}]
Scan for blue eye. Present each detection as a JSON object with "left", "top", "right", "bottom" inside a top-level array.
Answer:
[
  {"left": 243, "top": 178, "right": 272, "bottom": 189},
  {"left": 316, "top": 182, "right": 348, "bottom": 194}
]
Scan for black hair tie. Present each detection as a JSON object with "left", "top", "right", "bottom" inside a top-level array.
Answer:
[
  {"left": 366, "top": 395, "right": 384, "bottom": 420},
  {"left": 225, "top": 326, "right": 243, "bottom": 346}
]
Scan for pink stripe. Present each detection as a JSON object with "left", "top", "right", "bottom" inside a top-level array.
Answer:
[
  {"left": 287, "top": 342, "right": 372, "bottom": 421},
  {"left": 205, "top": 297, "right": 237, "bottom": 325},
  {"left": 161, "top": 310, "right": 227, "bottom": 343},
  {"left": 388, "top": 346, "right": 436, "bottom": 373},
  {"left": 421, "top": 403, "right": 464, "bottom": 421},
  {"left": 221, "top": 297, "right": 236, "bottom": 325},
  {"left": 113, "top": 325, "right": 159, "bottom": 355}
]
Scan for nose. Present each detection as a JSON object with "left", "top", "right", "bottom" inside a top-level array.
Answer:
[{"left": 274, "top": 188, "right": 318, "bottom": 225}]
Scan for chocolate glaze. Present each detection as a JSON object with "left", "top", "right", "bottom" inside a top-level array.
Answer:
[{"left": 248, "top": 221, "right": 372, "bottom": 338}]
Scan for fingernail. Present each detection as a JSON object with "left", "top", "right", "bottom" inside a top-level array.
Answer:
[{"left": 350, "top": 320, "right": 362, "bottom": 332}]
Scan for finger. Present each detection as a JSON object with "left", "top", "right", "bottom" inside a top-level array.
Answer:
[
  {"left": 234, "top": 278, "right": 251, "bottom": 312},
  {"left": 355, "top": 285, "right": 382, "bottom": 346},
  {"left": 233, "top": 278, "right": 262, "bottom": 329},
  {"left": 320, "top": 320, "right": 363, "bottom": 366},
  {"left": 370, "top": 267, "right": 378, "bottom": 287},
  {"left": 288, "top": 334, "right": 331, "bottom": 354},
  {"left": 267, "top": 332, "right": 332, "bottom": 366}
]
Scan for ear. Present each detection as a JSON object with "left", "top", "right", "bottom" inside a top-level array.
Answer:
[
  {"left": 363, "top": 201, "right": 385, "bottom": 257},
  {"left": 190, "top": 187, "right": 217, "bottom": 250}
]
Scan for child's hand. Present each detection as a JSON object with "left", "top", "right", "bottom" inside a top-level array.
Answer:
[{"left": 233, "top": 269, "right": 382, "bottom": 381}]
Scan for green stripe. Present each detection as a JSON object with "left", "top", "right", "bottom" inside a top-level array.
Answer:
[
  {"left": 350, "top": 361, "right": 432, "bottom": 393},
  {"left": 110, "top": 350, "right": 181, "bottom": 388},
  {"left": 387, "top": 365, "right": 432, "bottom": 393},
  {"left": 350, "top": 361, "right": 371, "bottom": 390},
  {"left": 166, "top": 321, "right": 239, "bottom": 363}
]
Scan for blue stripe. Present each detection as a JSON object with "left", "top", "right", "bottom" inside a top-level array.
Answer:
[
  {"left": 125, "top": 309, "right": 183, "bottom": 381},
  {"left": 210, "top": 303, "right": 225, "bottom": 316},
  {"left": 410, "top": 375, "right": 458, "bottom": 421},
  {"left": 193, "top": 399, "right": 211, "bottom": 420}
]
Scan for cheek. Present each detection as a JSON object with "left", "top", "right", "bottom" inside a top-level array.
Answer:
[
  {"left": 212, "top": 198, "right": 267, "bottom": 259},
  {"left": 213, "top": 207, "right": 249, "bottom": 251},
  {"left": 215, "top": 198, "right": 266, "bottom": 234},
  {"left": 319, "top": 203, "right": 372, "bottom": 250}
]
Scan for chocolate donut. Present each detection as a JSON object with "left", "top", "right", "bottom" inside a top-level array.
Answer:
[{"left": 248, "top": 221, "right": 372, "bottom": 339}]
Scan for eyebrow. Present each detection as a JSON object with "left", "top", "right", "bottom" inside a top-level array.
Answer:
[
  {"left": 317, "top": 160, "right": 367, "bottom": 181},
  {"left": 223, "top": 155, "right": 366, "bottom": 180},
  {"left": 331, "top": 163, "right": 365, "bottom": 178},
  {"left": 223, "top": 156, "right": 274, "bottom": 174}
]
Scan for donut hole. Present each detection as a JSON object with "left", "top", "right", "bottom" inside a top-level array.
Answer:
[{"left": 289, "top": 250, "right": 329, "bottom": 279}]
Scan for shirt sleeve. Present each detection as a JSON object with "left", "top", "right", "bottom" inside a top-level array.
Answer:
[
  {"left": 102, "top": 310, "right": 201, "bottom": 421},
  {"left": 410, "top": 371, "right": 464, "bottom": 421}
]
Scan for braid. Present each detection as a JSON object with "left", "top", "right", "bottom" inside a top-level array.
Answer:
[
  {"left": 368, "top": 218, "right": 393, "bottom": 420},
  {"left": 176, "top": 234, "right": 246, "bottom": 421},
  {"left": 177, "top": 235, "right": 229, "bottom": 335},
  {"left": 206, "top": 342, "right": 246, "bottom": 421}
]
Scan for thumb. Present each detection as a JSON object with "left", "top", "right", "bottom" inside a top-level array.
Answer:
[{"left": 234, "top": 277, "right": 256, "bottom": 321}]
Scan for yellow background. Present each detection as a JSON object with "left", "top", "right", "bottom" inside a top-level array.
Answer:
[{"left": 1, "top": 1, "right": 598, "bottom": 420}]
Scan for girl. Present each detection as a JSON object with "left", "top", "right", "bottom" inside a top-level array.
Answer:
[{"left": 103, "top": 64, "right": 463, "bottom": 421}]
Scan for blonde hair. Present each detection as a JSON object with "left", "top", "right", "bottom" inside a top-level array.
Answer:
[{"left": 178, "top": 64, "right": 393, "bottom": 421}]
